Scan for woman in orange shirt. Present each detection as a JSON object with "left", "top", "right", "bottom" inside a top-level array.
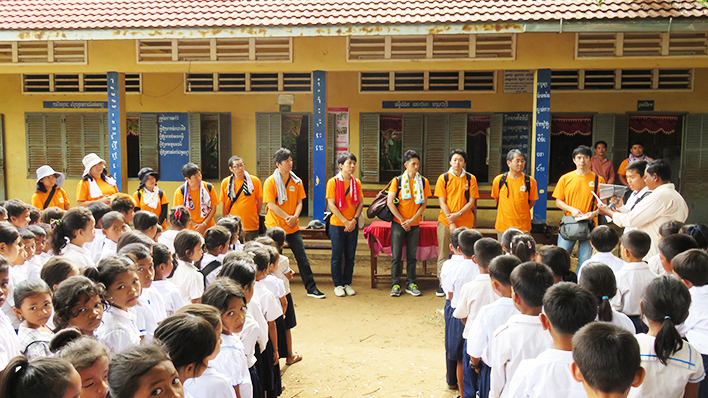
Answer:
[
  {"left": 133, "top": 167, "right": 169, "bottom": 229},
  {"left": 31, "top": 165, "right": 70, "bottom": 210},
  {"left": 76, "top": 153, "right": 119, "bottom": 207}
]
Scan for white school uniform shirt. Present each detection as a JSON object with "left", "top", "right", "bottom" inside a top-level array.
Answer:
[
  {"left": 13, "top": 261, "right": 30, "bottom": 282},
  {"left": 169, "top": 259, "right": 204, "bottom": 303},
  {"left": 238, "top": 310, "right": 262, "bottom": 367},
  {"left": 157, "top": 229, "right": 179, "bottom": 253},
  {"left": 99, "top": 238, "right": 117, "bottom": 260},
  {"left": 450, "top": 259, "right": 480, "bottom": 309},
  {"left": 467, "top": 297, "right": 520, "bottom": 364},
  {"left": 677, "top": 285, "right": 708, "bottom": 354},
  {"left": 578, "top": 252, "right": 626, "bottom": 279},
  {"left": 489, "top": 314, "right": 553, "bottom": 398},
  {"left": 610, "top": 262, "right": 658, "bottom": 316},
  {"left": 36, "top": 251, "right": 51, "bottom": 266},
  {"left": 597, "top": 309, "right": 636, "bottom": 334},
  {"left": 200, "top": 253, "right": 224, "bottom": 288},
  {"left": 507, "top": 349, "right": 586, "bottom": 398},
  {"left": 646, "top": 253, "right": 666, "bottom": 276},
  {"left": 183, "top": 366, "right": 237, "bottom": 398},
  {"left": 135, "top": 286, "right": 167, "bottom": 341},
  {"left": 1, "top": 266, "right": 20, "bottom": 329},
  {"left": 17, "top": 325, "right": 53, "bottom": 360},
  {"left": 453, "top": 274, "right": 499, "bottom": 339},
  {"left": 96, "top": 306, "right": 141, "bottom": 354},
  {"left": 0, "top": 311, "right": 20, "bottom": 369},
  {"left": 86, "top": 229, "right": 105, "bottom": 265},
  {"left": 63, "top": 242, "right": 95, "bottom": 270},
  {"left": 25, "top": 256, "right": 44, "bottom": 281},
  {"left": 152, "top": 279, "right": 186, "bottom": 316},
  {"left": 211, "top": 334, "right": 253, "bottom": 398},
  {"left": 261, "top": 274, "right": 286, "bottom": 310},
  {"left": 244, "top": 299, "right": 268, "bottom": 353},
  {"left": 440, "top": 255, "right": 464, "bottom": 296},
  {"left": 253, "top": 281, "right": 283, "bottom": 322},
  {"left": 275, "top": 254, "right": 291, "bottom": 294},
  {"left": 628, "top": 334, "right": 705, "bottom": 398}
]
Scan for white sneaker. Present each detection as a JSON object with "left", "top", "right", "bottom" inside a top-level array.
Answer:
[
  {"left": 334, "top": 286, "right": 346, "bottom": 297},
  {"left": 344, "top": 285, "right": 356, "bottom": 296}
]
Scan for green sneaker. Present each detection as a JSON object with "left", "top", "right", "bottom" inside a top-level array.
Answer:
[
  {"left": 390, "top": 284, "right": 401, "bottom": 297},
  {"left": 406, "top": 283, "right": 421, "bottom": 296}
]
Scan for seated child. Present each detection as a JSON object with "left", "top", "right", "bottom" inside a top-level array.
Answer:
[
  {"left": 99, "top": 211, "right": 126, "bottom": 260},
  {"left": 647, "top": 220, "right": 684, "bottom": 275},
  {"left": 110, "top": 193, "right": 136, "bottom": 225},
  {"left": 217, "top": 215, "right": 244, "bottom": 252},
  {"left": 0, "top": 356, "right": 81, "bottom": 398},
  {"left": 52, "top": 328, "right": 110, "bottom": 398},
  {"left": 151, "top": 243, "right": 186, "bottom": 316},
  {"left": 15, "top": 228, "right": 37, "bottom": 283},
  {"left": 507, "top": 282, "right": 597, "bottom": 397},
  {"left": 5, "top": 199, "right": 30, "bottom": 229},
  {"left": 26, "top": 224, "right": 49, "bottom": 273},
  {"left": 200, "top": 226, "right": 231, "bottom": 287},
  {"left": 579, "top": 225, "right": 625, "bottom": 278},
  {"left": 13, "top": 279, "right": 53, "bottom": 359},
  {"left": 536, "top": 246, "right": 576, "bottom": 284},
  {"left": 40, "top": 256, "right": 79, "bottom": 293},
  {"left": 579, "top": 262, "right": 635, "bottom": 333},
  {"left": 657, "top": 234, "right": 697, "bottom": 276},
  {"left": 1, "top": 224, "right": 26, "bottom": 329},
  {"left": 489, "top": 261, "right": 554, "bottom": 398},
  {"left": 571, "top": 322, "right": 645, "bottom": 398}
]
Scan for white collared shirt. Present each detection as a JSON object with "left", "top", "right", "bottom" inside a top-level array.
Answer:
[
  {"left": 211, "top": 334, "right": 253, "bottom": 398},
  {"left": 611, "top": 262, "right": 658, "bottom": 316},
  {"left": 1, "top": 266, "right": 21, "bottom": 329},
  {"left": 0, "top": 311, "right": 20, "bottom": 369},
  {"left": 467, "top": 297, "right": 520, "bottom": 364},
  {"left": 157, "top": 229, "right": 179, "bottom": 253},
  {"left": 253, "top": 281, "right": 283, "bottom": 322},
  {"left": 99, "top": 238, "right": 117, "bottom": 260},
  {"left": 169, "top": 259, "right": 204, "bottom": 303},
  {"left": 450, "top": 259, "right": 480, "bottom": 309},
  {"left": 135, "top": 286, "right": 167, "bottom": 341},
  {"left": 440, "top": 255, "right": 464, "bottom": 295},
  {"left": 489, "top": 314, "right": 553, "bottom": 398},
  {"left": 96, "top": 306, "right": 141, "bottom": 354},
  {"left": 275, "top": 254, "right": 291, "bottom": 294},
  {"left": 453, "top": 274, "right": 499, "bottom": 339},
  {"left": 183, "top": 366, "right": 237, "bottom": 398},
  {"left": 598, "top": 310, "right": 637, "bottom": 334},
  {"left": 200, "top": 253, "right": 224, "bottom": 288},
  {"left": 242, "top": 300, "right": 268, "bottom": 355},
  {"left": 578, "top": 252, "right": 626, "bottom": 278},
  {"left": 507, "top": 349, "right": 586, "bottom": 398},
  {"left": 63, "top": 242, "right": 96, "bottom": 270},
  {"left": 677, "top": 285, "right": 708, "bottom": 355},
  {"left": 237, "top": 310, "right": 262, "bottom": 368},
  {"left": 152, "top": 279, "right": 186, "bottom": 316},
  {"left": 86, "top": 229, "right": 105, "bottom": 265},
  {"left": 646, "top": 253, "right": 666, "bottom": 276}
]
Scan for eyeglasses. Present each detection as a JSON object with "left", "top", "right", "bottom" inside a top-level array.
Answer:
[
  {"left": 231, "top": 163, "right": 245, "bottom": 169},
  {"left": 510, "top": 159, "right": 526, "bottom": 164}
]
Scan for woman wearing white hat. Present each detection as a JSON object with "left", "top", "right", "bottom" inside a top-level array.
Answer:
[
  {"left": 31, "top": 165, "right": 71, "bottom": 210},
  {"left": 76, "top": 153, "right": 119, "bottom": 206}
]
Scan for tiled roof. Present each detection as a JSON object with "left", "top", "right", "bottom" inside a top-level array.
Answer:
[{"left": 0, "top": 1, "right": 706, "bottom": 30}]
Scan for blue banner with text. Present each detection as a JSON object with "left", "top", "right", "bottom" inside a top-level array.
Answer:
[
  {"left": 533, "top": 69, "right": 551, "bottom": 222},
  {"left": 158, "top": 113, "right": 190, "bottom": 182}
]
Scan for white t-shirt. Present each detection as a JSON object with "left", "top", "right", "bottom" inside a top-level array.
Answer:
[
  {"left": 96, "top": 306, "right": 141, "bottom": 354},
  {"left": 450, "top": 259, "right": 480, "bottom": 309},
  {"left": 260, "top": 275, "right": 286, "bottom": 310},
  {"left": 467, "top": 297, "right": 520, "bottom": 364},
  {"left": 169, "top": 259, "right": 204, "bottom": 303},
  {"left": 0, "top": 311, "right": 20, "bottom": 369},
  {"left": 24, "top": 256, "right": 43, "bottom": 281},
  {"left": 63, "top": 242, "right": 95, "bottom": 270},
  {"left": 507, "top": 349, "right": 586, "bottom": 398},
  {"left": 99, "top": 238, "right": 117, "bottom": 260},
  {"left": 253, "top": 281, "right": 283, "bottom": 322},
  {"left": 210, "top": 334, "right": 253, "bottom": 398},
  {"left": 86, "top": 229, "right": 105, "bottom": 265},
  {"left": 453, "top": 274, "right": 499, "bottom": 339},
  {"left": 157, "top": 230, "right": 179, "bottom": 253},
  {"left": 677, "top": 285, "right": 708, "bottom": 355},
  {"left": 183, "top": 366, "right": 237, "bottom": 398},
  {"left": 578, "top": 251, "right": 626, "bottom": 279},
  {"left": 611, "top": 262, "right": 658, "bottom": 316},
  {"left": 440, "top": 255, "right": 464, "bottom": 296},
  {"left": 152, "top": 279, "right": 187, "bottom": 316}
]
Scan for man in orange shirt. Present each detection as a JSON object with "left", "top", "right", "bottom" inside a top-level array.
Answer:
[
  {"left": 387, "top": 150, "right": 432, "bottom": 297},
  {"left": 264, "top": 148, "right": 324, "bottom": 298},
  {"left": 220, "top": 155, "right": 263, "bottom": 242},
  {"left": 491, "top": 149, "right": 538, "bottom": 237},
  {"left": 434, "top": 149, "right": 478, "bottom": 297},
  {"left": 173, "top": 163, "right": 220, "bottom": 235},
  {"left": 617, "top": 142, "right": 652, "bottom": 187}
]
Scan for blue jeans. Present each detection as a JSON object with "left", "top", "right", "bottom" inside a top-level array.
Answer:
[
  {"left": 329, "top": 224, "right": 358, "bottom": 287},
  {"left": 557, "top": 233, "right": 593, "bottom": 267}
]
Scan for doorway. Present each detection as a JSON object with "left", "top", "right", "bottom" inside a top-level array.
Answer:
[
  {"left": 627, "top": 114, "right": 684, "bottom": 184},
  {"left": 281, "top": 114, "right": 310, "bottom": 215}
]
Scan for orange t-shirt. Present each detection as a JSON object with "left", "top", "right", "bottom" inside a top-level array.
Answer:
[
  {"left": 76, "top": 178, "right": 119, "bottom": 202},
  {"left": 325, "top": 177, "right": 364, "bottom": 227},
  {"left": 434, "top": 172, "right": 479, "bottom": 228},
  {"left": 389, "top": 175, "right": 432, "bottom": 226},
  {"left": 263, "top": 174, "right": 307, "bottom": 234},
  {"left": 552, "top": 171, "right": 605, "bottom": 216},
  {"left": 32, "top": 188, "right": 70, "bottom": 210},
  {"left": 491, "top": 173, "right": 539, "bottom": 232},
  {"left": 219, "top": 175, "right": 263, "bottom": 232},
  {"left": 617, "top": 157, "right": 653, "bottom": 176},
  {"left": 133, "top": 189, "right": 170, "bottom": 229},
  {"left": 173, "top": 182, "right": 220, "bottom": 229}
]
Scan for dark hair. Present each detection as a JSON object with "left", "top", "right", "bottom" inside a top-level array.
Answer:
[
  {"left": 621, "top": 230, "right": 652, "bottom": 260},
  {"left": 108, "top": 343, "right": 171, "bottom": 398},
  {"left": 228, "top": 155, "right": 243, "bottom": 168},
  {"left": 169, "top": 206, "right": 191, "bottom": 229},
  {"left": 572, "top": 145, "right": 592, "bottom": 158},
  {"left": 449, "top": 149, "right": 467, "bottom": 163},
  {"left": 255, "top": 236, "right": 276, "bottom": 248},
  {"left": 488, "top": 255, "right": 521, "bottom": 286},
  {"left": 594, "top": 140, "right": 608, "bottom": 149},
  {"left": 181, "top": 162, "right": 201, "bottom": 179},
  {"left": 537, "top": 245, "right": 575, "bottom": 283},
  {"left": 631, "top": 141, "right": 644, "bottom": 148},
  {"left": 458, "top": 229, "right": 483, "bottom": 257},
  {"left": 86, "top": 202, "right": 111, "bottom": 228},
  {"left": 658, "top": 234, "right": 698, "bottom": 264},
  {"left": 216, "top": 216, "right": 242, "bottom": 242},
  {"left": 273, "top": 148, "right": 292, "bottom": 165},
  {"left": 402, "top": 149, "right": 420, "bottom": 164},
  {"left": 28, "top": 207, "right": 40, "bottom": 225},
  {"left": 52, "top": 276, "right": 107, "bottom": 332},
  {"left": 337, "top": 152, "right": 357, "bottom": 166},
  {"left": 154, "top": 311, "right": 216, "bottom": 376},
  {"left": 116, "top": 230, "right": 154, "bottom": 252},
  {"left": 118, "top": 243, "right": 151, "bottom": 262},
  {"left": 659, "top": 220, "right": 684, "bottom": 238},
  {"left": 133, "top": 211, "right": 158, "bottom": 232},
  {"left": 247, "top": 246, "right": 271, "bottom": 273},
  {"left": 501, "top": 228, "right": 522, "bottom": 252},
  {"left": 473, "top": 238, "right": 502, "bottom": 269},
  {"left": 572, "top": 322, "right": 641, "bottom": 394},
  {"left": 13, "top": 278, "right": 51, "bottom": 309},
  {"left": 543, "top": 282, "right": 597, "bottom": 335},
  {"left": 173, "top": 230, "right": 203, "bottom": 265},
  {"left": 110, "top": 194, "right": 135, "bottom": 215},
  {"left": 100, "top": 211, "right": 125, "bottom": 231},
  {"left": 265, "top": 226, "right": 286, "bottom": 249},
  {"left": 645, "top": 159, "right": 671, "bottom": 182},
  {"left": 19, "top": 227, "right": 35, "bottom": 241},
  {"left": 177, "top": 304, "right": 221, "bottom": 332},
  {"left": 506, "top": 149, "right": 524, "bottom": 162},
  {"left": 204, "top": 226, "right": 231, "bottom": 252},
  {"left": 202, "top": 278, "right": 246, "bottom": 314},
  {"left": 5, "top": 199, "right": 29, "bottom": 221},
  {"left": 93, "top": 255, "right": 137, "bottom": 291},
  {"left": 152, "top": 243, "right": 171, "bottom": 267},
  {"left": 52, "top": 329, "right": 108, "bottom": 371},
  {"left": 510, "top": 235, "right": 536, "bottom": 263},
  {"left": 450, "top": 227, "right": 467, "bottom": 250},
  {"left": 672, "top": 249, "right": 708, "bottom": 286},
  {"left": 40, "top": 207, "right": 65, "bottom": 225},
  {"left": 679, "top": 224, "right": 708, "bottom": 250},
  {"left": 41, "top": 257, "right": 77, "bottom": 291},
  {"left": 0, "top": 206, "right": 6, "bottom": 218},
  {"left": 642, "top": 276, "right": 691, "bottom": 365},
  {"left": 0, "top": 222, "right": 20, "bottom": 246},
  {"left": 511, "top": 261, "right": 554, "bottom": 307},
  {"left": 0, "top": 256, "right": 8, "bottom": 274},
  {"left": 27, "top": 224, "right": 47, "bottom": 239},
  {"left": 50, "top": 207, "right": 94, "bottom": 255},
  {"left": 219, "top": 252, "right": 257, "bottom": 289},
  {"left": 0, "top": 356, "right": 77, "bottom": 398},
  {"left": 590, "top": 226, "right": 619, "bottom": 253},
  {"left": 578, "top": 262, "right": 617, "bottom": 323},
  {"left": 625, "top": 160, "right": 648, "bottom": 175}
]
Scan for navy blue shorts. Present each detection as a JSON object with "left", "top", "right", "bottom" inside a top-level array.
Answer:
[
  {"left": 699, "top": 354, "right": 708, "bottom": 398},
  {"left": 445, "top": 304, "right": 465, "bottom": 361},
  {"left": 477, "top": 362, "right": 491, "bottom": 398}
]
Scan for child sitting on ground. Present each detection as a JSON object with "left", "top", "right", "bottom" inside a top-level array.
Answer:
[
  {"left": 85, "top": 202, "right": 110, "bottom": 264},
  {"left": 579, "top": 262, "right": 635, "bottom": 333},
  {"left": 0, "top": 257, "right": 20, "bottom": 368},
  {"left": 107, "top": 343, "right": 183, "bottom": 398},
  {"left": 99, "top": 211, "right": 125, "bottom": 260},
  {"left": 51, "top": 276, "right": 105, "bottom": 336},
  {"left": 657, "top": 234, "right": 698, "bottom": 276},
  {"left": 51, "top": 328, "right": 110, "bottom": 398},
  {"left": 13, "top": 279, "right": 53, "bottom": 359},
  {"left": 14, "top": 227, "right": 36, "bottom": 282},
  {"left": 579, "top": 225, "right": 625, "bottom": 278},
  {"left": 133, "top": 210, "right": 159, "bottom": 241}
]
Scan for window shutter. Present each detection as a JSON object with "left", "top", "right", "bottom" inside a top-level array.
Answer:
[
  {"left": 423, "top": 114, "right": 449, "bottom": 179},
  {"left": 256, "top": 113, "right": 282, "bottom": 180},
  {"left": 681, "top": 114, "right": 708, "bottom": 222},
  {"left": 0, "top": 115, "right": 5, "bottom": 200},
  {"left": 402, "top": 114, "right": 424, "bottom": 164},
  {"left": 326, "top": 113, "right": 336, "bottom": 180},
  {"left": 359, "top": 113, "right": 380, "bottom": 183},
  {"left": 488, "top": 113, "right": 503, "bottom": 181},
  {"left": 188, "top": 113, "right": 202, "bottom": 167},
  {"left": 218, "top": 113, "right": 232, "bottom": 180},
  {"left": 139, "top": 113, "right": 159, "bottom": 172},
  {"left": 82, "top": 114, "right": 106, "bottom": 171},
  {"left": 65, "top": 114, "right": 86, "bottom": 178},
  {"left": 592, "top": 114, "right": 616, "bottom": 161},
  {"left": 613, "top": 114, "right": 629, "bottom": 170},
  {"left": 448, "top": 113, "right": 467, "bottom": 153},
  {"left": 26, "top": 113, "right": 52, "bottom": 175}
]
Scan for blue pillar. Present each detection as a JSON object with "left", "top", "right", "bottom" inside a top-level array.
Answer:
[
  {"left": 532, "top": 69, "right": 551, "bottom": 222},
  {"left": 107, "top": 72, "right": 127, "bottom": 191},
  {"left": 312, "top": 70, "right": 327, "bottom": 221}
]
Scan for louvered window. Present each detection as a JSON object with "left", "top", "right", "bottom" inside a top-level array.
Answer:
[
  {"left": 0, "top": 41, "right": 87, "bottom": 64},
  {"left": 348, "top": 34, "right": 515, "bottom": 61},
  {"left": 394, "top": 72, "right": 424, "bottom": 91},
  {"left": 551, "top": 70, "right": 580, "bottom": 90},
  {"left": 138, "top": 38, "right": 292, "bottom": 63},
  {"left": 360, "top": 72, "right": 391, "bottom": 92},
  {"left": 551, "top": 69, "right": 692, "bottom": 91},
  {"left": 577, "top": 32, "right": 708, "bottom": 58},
  {"left": 360, "top": 71, "right": 495, "bottom": 93},
  {"left": 185, "top": 73, "right": 311, "bottom": 93},
  {"left": 22, "top": 74, "right": 141, "bottom": 94}
]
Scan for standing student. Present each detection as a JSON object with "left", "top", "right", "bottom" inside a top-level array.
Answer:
[
  {"left": 151, "top": 242, "right": 186, "bottom": 316},
  {"left": 52, "top": 207, "right": 96, "bottom": 270},
  {"left": 174, "top": 163, "right": 220, "bottom": 235},
  {"left": 491, "top": 150, "right": 538, "bottom": 237},
  {"left": 159, "top": 206, "right": 190, "bottom": 253},
  {"left": 618, "top": 142, "right": 652, "bottom": 187},
  {"left": 52, "top": 329, "right": 110, "bottom": 398},
  {"left": 589, "top": 140, "right": 616, "bottom": 184},
  {"left": 200, "top": 226, "right": 231, "bottom": 288},
  {"left": 13, "top": 279, "right": 54, "bottom": 359},
  {"left": 536, "top": 246, "right": 576, "bottom": 284},
  {"left": 387, "top": 149, "right": 431, "bottom": 297},
  {"left": 120, "top": 243, "right": 166, "bottom": 342},
  {"left": 509, "top": 235, "right": 536, "bottom": 263},
  {"left": 579, "top": 262, "right": 636, "bottom": 333},
  {"left": 51, "top": 276, "right": 105, "bottom": 336},
  {"left": 221, "top": 155, "right": 263, "bottom": 243},
  {"left": 133, "top": 167, "right": 169, "bottom": 229},
  {"left": 76, "top": 153, "right": 118, "bottom": 206},
  {"left": 169, "top": 230, "right": 205, "bottom": 304},
  {"left": 325, "top": 152, "right": 364, "bottom": 297},
  {"left": 32, "top": 165, "right": 70, "bottom": 210},
  {"left": 579, "top": 225, "right": 625, "bottom": 278},
  {"left": 657, "top": 234, "right": 698, "bottom": 276},
  {"left": 263, "top": 148, "right": 324, "bottom": 299},
  {"left": 440, "top": 226, "right": 467, "bottom": 390},
  {"left": 435, "top": 149, "right": 479, "bottom": 297},
  {"left": 85, "top": 202, "right": 111, "bottom": 264}
]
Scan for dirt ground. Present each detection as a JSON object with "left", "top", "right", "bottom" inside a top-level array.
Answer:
[{"left": 279, "top": 259, "right": 458, "bottom": 398}]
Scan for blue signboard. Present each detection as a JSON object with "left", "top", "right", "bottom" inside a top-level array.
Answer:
[
  {"left": 158, "top": 113, "right": 190, "bottom": 181},
  {"left": 312, "top": 71, "right": 327, "bottom": 222},
  {"left": 533, "top": 69, "right": 551, "bottom": 222},
  {"left": 382, "top": 100, "right": 471, "bottom": 109},
  {"left": 44, "top": 101, "right": 107, "bottom": 109},
  {"left": 107, "top": 72, "right": 122, "bottom": 191},
  {"left": 501, "top": 112, "right": 531, "bottom": 173}
]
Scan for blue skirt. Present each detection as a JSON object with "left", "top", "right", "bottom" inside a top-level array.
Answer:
[
  {"left": 477, "top": 362, "right": 491, "bottom": 398},
  {"left": 445, "top": 302, "right": 465, "bottom": 361}
]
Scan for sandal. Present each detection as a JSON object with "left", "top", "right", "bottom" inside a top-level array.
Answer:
[{"left": 285, "top": 352, "right": 302, "bottom": 365}]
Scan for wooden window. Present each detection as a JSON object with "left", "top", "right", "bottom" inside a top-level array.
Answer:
[
  {"left": 185, "top": 73, "right": 311, "bottom": 93},
  {"left": 577, "top": 32, "right": 708, "bottom": 58},
  {"left": 348, "top": 34, "right": 515, "bottom": 61},
  {"left": 551, "top": 69, "right": 691, "bottom": 91},
  {"left": 138, "top": 38, "right": 292, "bottom": 63},
  {"left": 359, "top": 70, "right": 495, "bottom": 93},
  {"left": 0, "top": 41, "right": 87, "bottom": 64},
  {"left": 22, "top": 74, "right": 141, "bottom": 94}
]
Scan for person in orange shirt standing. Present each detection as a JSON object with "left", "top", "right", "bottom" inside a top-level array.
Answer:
[
  {"left": 31, "top": 165, "right": 70, "bottom": 210},
  {"left": 325, "top": 152, "right": 364, "bottom": 297},
  {"left": 220, "top": 155, "right": 263, "bottom": 242},
  {"left": 76, "top": 153, "right": 119, "bottom": 207},
  {"left": 617, "top": 142, "right": 652, "bottom": 187},
  {"left": 173, "top": 163, "right": 220, "bottom": 235},
  {"left": 263, "top": 148, "right": 324, "bottom": 299},
  {"left": 387, "top": 150, "right": 432, "bottom": 297},
  {"left": 434, "top": 149, "right": 478, "bottom": 297},
  {"left": 491, "top": 149, "right": 539, "bottom": 237},
  {"left": 133, "top": 167, "right": 169, "bottom": 229}
]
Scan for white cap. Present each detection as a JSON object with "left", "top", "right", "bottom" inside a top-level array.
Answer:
[
  {"left": 35, "top": 165, "right": 65, "bottom": 189},
  {"left": 82, "top": 153, "right": 106, "bottom": 178}
]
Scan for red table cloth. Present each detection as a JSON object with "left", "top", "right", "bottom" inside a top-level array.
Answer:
[{"left": 363, "top": 220, "right": 439, "bottom": 261}]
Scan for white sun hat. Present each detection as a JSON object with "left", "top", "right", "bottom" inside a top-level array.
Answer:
[
  {"left": 35, "top": 165, "right": 66, "bottom": 189},
  {"left": 82, "top": 153, "right": 106, "bottom": 178}
]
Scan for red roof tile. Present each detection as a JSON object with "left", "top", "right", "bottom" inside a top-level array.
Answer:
[{"left": 0, "top": 0, "right": 705, "bottom": 31}]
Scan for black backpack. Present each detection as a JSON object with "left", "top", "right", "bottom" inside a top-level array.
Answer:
[
  {"left": 443, "top": 171, "right": 473, "bottom": 201},
  {"left": 199, "top": 260, "right": 221, "bottom": 288}
]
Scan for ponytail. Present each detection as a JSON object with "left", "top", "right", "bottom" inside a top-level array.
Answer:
[
  {"left": 562, "top": 270, "right": 578, "bottom": 284},
  {"left": 578, "top": 262, "right": 616, "bottom": 323},
  {"left": 510, "top": 235, "right": 536, "bottom": 263},
  {"left": 0, "top": 356, "right": 76, "bottom": 398},
  {"left": 50, "top": 207, "right": 93, "bottom": 255},
  {"left": 642, "top": 276, "right": 691, "bottom": 365}
]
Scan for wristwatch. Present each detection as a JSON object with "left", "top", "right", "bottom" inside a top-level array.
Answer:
[
  {"left": 458, "top": 211, "right": 463, "bottom": 216},
  {"left": 354, "top": 216, "right": 359, "bottom": 221}
]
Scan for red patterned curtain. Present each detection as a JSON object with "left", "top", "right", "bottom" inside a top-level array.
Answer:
[
  {"left": 468, "top": 116, "right": 490, "bottom": 136},
  {"left": 551, "top": 116, "right": 593, "bottom": 136},
  {"left": 629, "top": 115, "right": 679, "bottom": 135}
]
